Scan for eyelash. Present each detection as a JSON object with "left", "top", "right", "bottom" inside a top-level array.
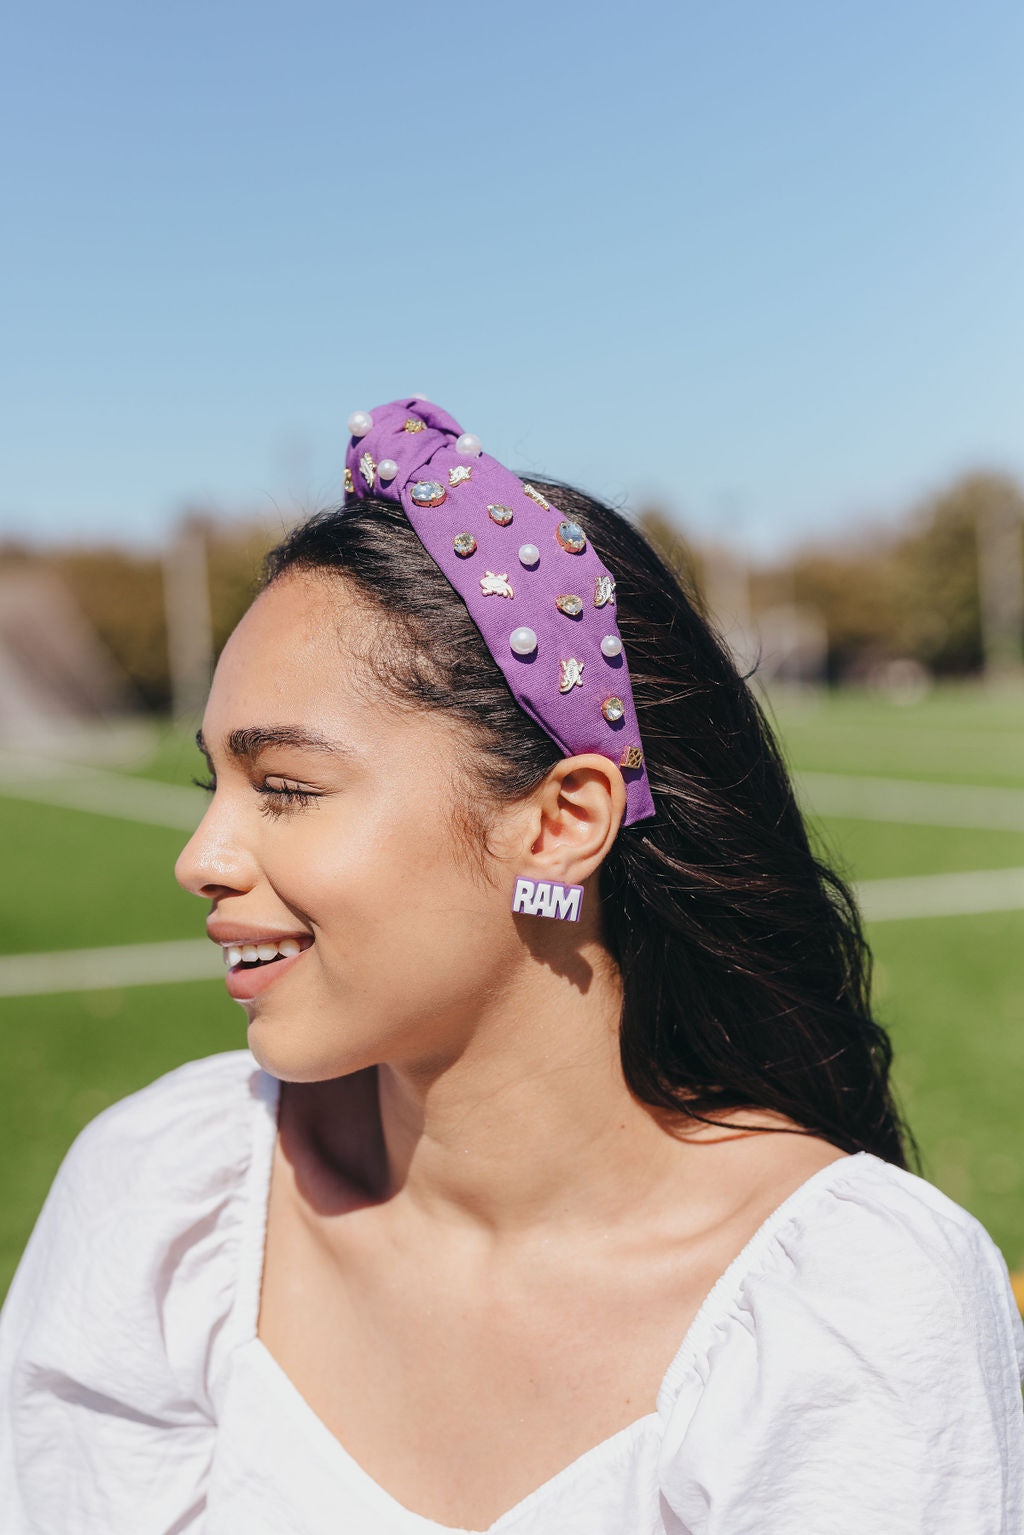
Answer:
[{"left": 191, "top": 775, "right": 319, "bottom": 818}]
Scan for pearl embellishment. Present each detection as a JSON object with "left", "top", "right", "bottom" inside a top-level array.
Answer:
[
  {"left": 518, "top": 544, "right": 540, "bottom": 567},
  {"left": 601, "top": 634, "right": 623, "bottom": 658},
  {"left": 347, "top": 410, "right": 373, "bottom": 437},
  {"left": 378, "top": 459, "right": 398, "bottom": 482},
  {"left": 455, "top": 432, "right": 482, "bottom": 457},
  {"left": 510, "top": 627, "right": 538, "bottom": 656}
]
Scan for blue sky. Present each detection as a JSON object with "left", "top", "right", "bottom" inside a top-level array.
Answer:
[{"left": 2, "top": 0, "right": 1021, "bottom": 557}]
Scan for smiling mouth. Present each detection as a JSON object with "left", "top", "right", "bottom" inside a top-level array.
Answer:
[{"left": 220, "top": 936, "right": 312, "bottom": 969}]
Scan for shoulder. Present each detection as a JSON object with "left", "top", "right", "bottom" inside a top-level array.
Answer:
[
  {"left": 762, "top": 1153, "right": 1023, "bottom": 1353},
  {"left": 685, "top": 1151, "right": 1024, "bottom": 1377},
  {"left": 658, "top": 1153, "right": 1024, "bottom": 1531},
  {"left": 1, "top": 1050, "right": 276, "bottom": 1417},
  {"left": 61, "top": 1047, "right": 267, "bottom": 1195}
]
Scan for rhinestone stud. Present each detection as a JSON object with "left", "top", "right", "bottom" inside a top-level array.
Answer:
[
  {"left": 488, "top": 504, "right": 514, "bottom": 525},
  {"left": 522, "top": 483, "right": 550, "bottom": 510},
  {"left": 411, "top": 479, "right": 447, "bottom": 507},
  {"left": 555, "top": 594, "right": 583, "bottom": 617},
  {"left": 453, "top": 532, "right": 477, "bottom": 558},
  {"left": 403, "top": 418, "right": 425, "bottom": 433},
  {"left": 556, "top": 519, "right": 586, "bottom": 553},
  {"left": 343, "top": 467, "right": 354, "bottom": 495},
  {"left": 601, "top": 696, "right": 625, "bottom": 722}
]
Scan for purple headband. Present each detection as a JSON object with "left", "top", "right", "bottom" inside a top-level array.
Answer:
[{"left": 343, "top": 397, "right": 656, "bottom": 827}]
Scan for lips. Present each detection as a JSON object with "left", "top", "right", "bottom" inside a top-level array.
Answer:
[{"left": 224, "top": 944, "right": 309, "bottom": 1001}]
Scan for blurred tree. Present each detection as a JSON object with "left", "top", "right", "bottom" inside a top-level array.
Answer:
[
  {"left": 791, "top": 473, "right": 1024, "bottom": 680},
  {"left": 54, "top": 549, "right": 169, "bottom": 711},
  {"left": 636, "top": 506, "right": 707, "bottom": 608},
  {"left": 4, "top": 472, "right": 1019, "bottom": 712}
]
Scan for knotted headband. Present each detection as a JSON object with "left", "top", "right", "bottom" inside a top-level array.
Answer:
[{"left": 344, "top": 397, "right": 656, "bottom": 828}]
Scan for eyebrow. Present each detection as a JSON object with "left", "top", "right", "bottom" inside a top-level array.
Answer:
[{"left": 195, "top": 725, "right": 351, "bottom": 764}]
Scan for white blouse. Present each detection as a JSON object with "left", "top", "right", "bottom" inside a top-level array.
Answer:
[{"left": 0, "top": 1050, "right": 1021, "bottom": 1535}]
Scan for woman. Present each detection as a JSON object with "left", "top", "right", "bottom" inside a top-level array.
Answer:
[{"left": 1, "top": 396, "right": 1022, "bottom": 1534}]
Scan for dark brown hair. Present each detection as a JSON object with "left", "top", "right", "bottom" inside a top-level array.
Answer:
[{"left": 261, "top": 483, "right": 916, "bottom": 1169}]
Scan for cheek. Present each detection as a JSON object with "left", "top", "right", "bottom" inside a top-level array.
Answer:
[{"left": 263, "top": 809, "right": 511, "bottom": 988}]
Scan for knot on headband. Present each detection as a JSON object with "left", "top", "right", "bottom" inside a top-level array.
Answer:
[{"left": 344, "top": 397, "right": 655, "bottom": 828}]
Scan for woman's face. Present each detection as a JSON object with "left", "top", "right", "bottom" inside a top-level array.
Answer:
[{"left": 175, "top": 570, "right": 529, "bottom": 1083}]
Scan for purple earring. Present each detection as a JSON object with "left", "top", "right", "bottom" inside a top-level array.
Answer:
[{"left": 511, "top": 877, "right": 584, "bottom": 923}]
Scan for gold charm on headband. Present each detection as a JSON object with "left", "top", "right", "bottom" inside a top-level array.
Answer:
[
  {"left": 594, "top": 575, "right": 615, "bottom": 607},
  {"left": 449, "top": 464, "right": 472, "bottom": 487},
  {"left": 359, "top": 452, "right": 376, "bottom": 489},
  {"left": 620, "top": 745, "right": 644, "bottom": 769},
  {"left": 480, "top": 571, "right": 514, "bottom": 598},
  {"left": 404, "top": 418, "right": 425, "bottom": 432},
  {"left": 560, "top": 658, "right": 584, "bottom": 692},
  {"left": 601, "top": 696, "right": 625, "bottom": 722},
  {"left": 522, "top": 483, "right": 550, "bottom": 509},
  {"left": 343, "top": 467, "right": 354, "bottom": 494},
  {"left": 555, "top": 594, "right": 583, "bottom": 617}
]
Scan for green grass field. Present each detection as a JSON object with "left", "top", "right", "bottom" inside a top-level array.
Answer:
[{"left": 2, "top": 684, "right": 1023, "bottom": 1301}]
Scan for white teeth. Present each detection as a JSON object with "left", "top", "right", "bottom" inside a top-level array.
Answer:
[{"left": 221, "top": 937, "right": 309, "bottom": 966}]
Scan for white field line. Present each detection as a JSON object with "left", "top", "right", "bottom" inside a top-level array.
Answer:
[
  {"left": 855, "top": 867, "right": 1024, "bottom": 923},
  {"left": 795, "top": 772, "right": 1024, "bottom": 832},
  {"left": 2, "top": 758, "right": 1024, "bottom": 1001},
  {"left": 3, "top": 868, "right": 1024, "bottom": 999},
  {"left": 0, "top": 940, "right": 223, "bottom": 998},
  {"left": 0, "top": 751, "right": 205, "bottom": 830},
  {"left": 3, "top": 750, "right": 1024, "bottom": 836}
]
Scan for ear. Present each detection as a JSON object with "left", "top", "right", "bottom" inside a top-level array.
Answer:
[{"left": 520, "top": 753, "right": 627, "bottom": 885}]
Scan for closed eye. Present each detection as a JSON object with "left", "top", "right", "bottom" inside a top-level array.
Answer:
[
  {"left": 256, "top": 781, "right": 319, "bottom": 817},
  {"left": 191, "top": 773, "right": 320, "bottom": 817}
]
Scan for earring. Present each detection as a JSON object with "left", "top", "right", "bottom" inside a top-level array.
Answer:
[{"left": 511, "top": 876, "right": 584, "bottom": 923}]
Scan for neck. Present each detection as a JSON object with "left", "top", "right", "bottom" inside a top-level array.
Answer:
[{"left": 368, "top": 942, "right": 679, "bottom": 1237}]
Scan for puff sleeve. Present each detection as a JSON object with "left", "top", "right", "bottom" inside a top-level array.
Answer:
[
  {"left": 657, "top": 1160, "right": 1024, "bottom": 1534},
  {"left": 0, "top": 1051, "right": 259, "bottom": 1535}
]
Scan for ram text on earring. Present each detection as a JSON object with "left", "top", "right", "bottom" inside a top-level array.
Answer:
[{"left": 511, "top": 877, "right": 584, "bottom": 922}]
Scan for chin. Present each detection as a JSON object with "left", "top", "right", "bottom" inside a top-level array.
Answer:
[{"left": 244, "top": 1015, "right": 381, "bottom": 1085}]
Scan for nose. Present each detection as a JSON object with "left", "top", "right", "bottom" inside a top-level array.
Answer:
[{"left": 174, "top": 800, "right": 260, "bottom": 902}]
